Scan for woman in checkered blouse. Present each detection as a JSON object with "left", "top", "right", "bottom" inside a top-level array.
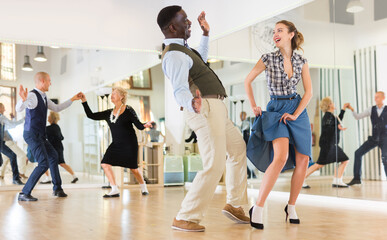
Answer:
[{"left": 244, "top": 20, "right": 313, "bottom": 229}]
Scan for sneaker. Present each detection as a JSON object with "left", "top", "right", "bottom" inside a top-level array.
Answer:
[
  {"left": 221, "top": 204, "right": 250, "bottom": 224},
  {"left": 171, "top": 218, "right": 205, "bottom": 232},
  {"left": 71, "top": 177, "right": 79, "bottom": 184}
]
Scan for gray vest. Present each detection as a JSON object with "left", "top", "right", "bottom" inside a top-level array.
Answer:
[{"left": 162, "top": 43, "right": 227, "bottom": 97}]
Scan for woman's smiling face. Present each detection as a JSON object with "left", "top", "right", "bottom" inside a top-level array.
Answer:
[{"left": 273, "top": 23, "right": 294, "bottom": 49}]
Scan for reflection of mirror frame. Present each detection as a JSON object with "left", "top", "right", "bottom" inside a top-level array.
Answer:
[
  {"left": 130, "top": 69, "right": 152, "bottom": 90},
  {"left": 138, "top": 95, "right": 151, "bottom": 122},
  {"left": 112, "top": 69, "right": 152, "bottom": 90},
  {"left": 0, "top": 85, "right": 16, "bottom": 117}
]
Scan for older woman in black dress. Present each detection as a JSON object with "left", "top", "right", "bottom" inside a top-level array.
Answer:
[
  {"left": 303, "top": 97, "right": 350, "bottom": 188},
  {"left": 81, "top": 87, "right": 152, "bottom": 197}
]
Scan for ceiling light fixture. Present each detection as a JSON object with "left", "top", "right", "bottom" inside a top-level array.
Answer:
[
  {"left": 22, "top": 46, "right": 33, "bottom": 71},
  {"left": 346, "top": 0, "right": 364, "bottom": 13},
  {"left": 208, "top": 58, "right": 221, "bottom": 63},
  {"left": 34, "top": 46, "right": 47, "bottom": 62}
]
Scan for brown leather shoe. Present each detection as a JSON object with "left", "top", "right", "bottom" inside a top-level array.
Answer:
[
  {"left": 19, "top": 174, "right": 28, "bottom": 179},
  {"left": 171, "top": 218, "right": 205, "bottom": 232},
  {"left": 222, "top": 204, "right": 250, "bottom": 224}
]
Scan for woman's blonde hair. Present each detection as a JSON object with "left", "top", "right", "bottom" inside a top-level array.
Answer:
[
  {"left": 276, "top": 20, "right": 304, "bottom": 51},
  {"left": 112, "top": 87, "right": 128, "bottom": 104},
  {"left": 320, "top": 97, "right": 333, "bottom": 113},
  {"left": 48, "top": 111, "right": 60, "bottom": 124}
]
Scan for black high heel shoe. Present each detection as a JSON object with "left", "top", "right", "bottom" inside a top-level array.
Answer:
[
  {"left": 249, "top": 206, "right": 264, "bottom": 229},
  {"left": 284, "top": 205, "right": 300, "bottom": 224}
]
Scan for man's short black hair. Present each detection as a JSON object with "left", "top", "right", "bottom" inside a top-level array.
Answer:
[{"left": 157, "top": 5, "right": 182, "bottom": 30}]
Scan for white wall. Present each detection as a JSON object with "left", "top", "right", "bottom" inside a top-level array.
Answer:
[
  {"left": 376, "top": 45, "right": 387, "bottom": 93},
  {"left": 207, "top": 0, "right": 387, "bottom": 69},
  {"left": 208, "top": 6, "right": 350, "bottom": 68},
  {"left": 164, "top": 76, "right": 185, "bottom": 155},
  {"left": 127, "top": 64, "right": 165, "bottom": 123},
  {"left": 0, "top": 0, "right": 311, "bottom": 52}
]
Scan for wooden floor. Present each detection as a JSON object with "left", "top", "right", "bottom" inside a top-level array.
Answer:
[
  {"left": 0, "top": 186, "right": 387, "bottom": 240},
  {"left": 249, "top": 176, "right": 387, "bottom": 201}
]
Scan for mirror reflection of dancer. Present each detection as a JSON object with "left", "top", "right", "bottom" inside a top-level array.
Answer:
[
  {"left": 347, "top": 91, "right": 387, "bottom": 186},
  {"left": 303, "top": 97, "right": 350, "bottom": 189},
  {"left": 46, "top": 111, "right": 78, "bottom": 184},
  {"left": 240, "top": 111, "right": 250, "bottom": 143},
  {"left": 16, "top": 72, "right": 82, "bottom": 201},
  {"left": 80, "top": 88, "right": 152, "bottom": 197},
  {"left": 147, "top": 122, "right": 165, "bottom": 143},
  {"left": 245, "top": 20, "right": 312, "bottom": 229},
  {"left": 158, "top": 6, "right": 249, "bottom": 232},
  {"left": 0, "top": 103, "right": 25, "bottom": 185},
  {"left": 240, "top": 111, "right": 256, "bottom": 179}
]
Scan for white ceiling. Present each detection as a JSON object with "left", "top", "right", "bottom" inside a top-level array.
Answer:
[{"left": 0, "top": 0, "right": 312, "bottom": 52}]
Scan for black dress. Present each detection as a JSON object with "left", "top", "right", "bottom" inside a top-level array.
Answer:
[
  {"left": 46, "top": 123, "right": 65, "bottom": 164},
  {"left": 82, "top": 102, "right": 145, "bottom": 169},
  {"left": 317, "top": 110, "right": 349, "bottom": 165}
]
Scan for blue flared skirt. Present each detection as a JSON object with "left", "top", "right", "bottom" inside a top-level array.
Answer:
[{"left": 246, "top": 93, "right": 313, "bottom": 172}]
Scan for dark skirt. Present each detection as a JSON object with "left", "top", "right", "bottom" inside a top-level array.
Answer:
[
  {"left": 316, "top": 144, "right": 349, "bottom": 165},
  {"left": 101, "top": 141, "right": 139, "bottom": 169},
  {"left": 52, "top": 145, "right": 65, "bottom": 164},
  {"left": 57, "top": 149, "right": 65, "bottom": 164},
  {"left": 246, "top": 93, "right": 313, "bottom": 172}
]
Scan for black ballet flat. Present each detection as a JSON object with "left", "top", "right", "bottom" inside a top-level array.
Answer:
[
  {"left": 103, "top": 193, "right": 120, "bottom": 198},
  {"left": 284, "top": 205, "right": 300, "bottom": 224},
  {"left": 249, "top": 206, "right": 264, "bottom": 229}
]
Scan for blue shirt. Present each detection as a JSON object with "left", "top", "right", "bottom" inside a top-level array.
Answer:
[
  {"left": 16, "top": 88, "right": 72, "bottom": 112},
  {"left": 162, "top": 36, "right": 209, "bottom": 112}
]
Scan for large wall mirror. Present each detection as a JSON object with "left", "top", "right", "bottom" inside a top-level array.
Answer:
[
  {"left": 0, "top": 44, "right": 165, "bottom": 189},
  {"left": 210, "top": 0, "right": 387, "bottom": 202},
  {"left": 209, "top": 0, "right": 340, "bottom": 198},
  {"left": 333, "top": 0, "right": 387, "bottom": 201}
]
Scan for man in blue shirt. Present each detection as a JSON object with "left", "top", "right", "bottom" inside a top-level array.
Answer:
[
  {"left": 16, "top": 72, "right": 82, "bottom": 201},
  {"left": 158, "top": 6, "right": 249, "bottom": 232}
]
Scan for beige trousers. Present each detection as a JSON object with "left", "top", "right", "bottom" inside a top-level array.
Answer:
[{"left": 176, "top": 99, "right": 248, "bottom": 223}]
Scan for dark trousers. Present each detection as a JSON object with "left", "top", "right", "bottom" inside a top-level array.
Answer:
[
  {"left": 354, "top": 137, "right": 387, "bottom": 179},
  {"left": 0, "top": 141, "right": 19, "bottom": 181},
  {"left": 243, "top": 130, "right": 256, "bottom": 178},
  {"left": 22, "top": 131, "right": 62, "bottom": 195}
]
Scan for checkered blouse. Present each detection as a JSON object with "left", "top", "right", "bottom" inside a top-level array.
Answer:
[{"left": 261, "top": 50, "right": 307, "bottom": 96}]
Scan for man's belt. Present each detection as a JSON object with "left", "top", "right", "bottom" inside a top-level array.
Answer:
[
  {"left": 202, "top": 94, "right": 225, "bottom": 100},
  {"left": 180, "top": 94, "right": 226, "bottom": 111}
]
